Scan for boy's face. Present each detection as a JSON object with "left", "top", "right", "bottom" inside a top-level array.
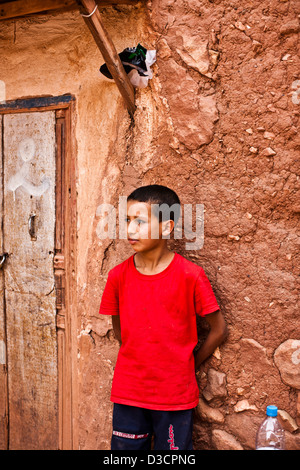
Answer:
[{"left": 126, "top": 200, "right": 172, "bottom": 252}]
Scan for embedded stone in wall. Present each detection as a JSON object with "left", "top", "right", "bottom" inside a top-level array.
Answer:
[
  {"left": 278, "top": 409, "right": 298, "bottom": 433},
  {"left": 196, "top": 398, "right": 225, "bottom": 424},
  {"left": 234, "top": 399, "right": 258, "bottom": 413},
  {"left": 274, "top": 339, "right": 300, "bottom": 389},
  {"left": 279, "top": 19, "right": 300, "bottom": 36},
  {"left": 226, "top": 413, "right": 263, "bottom": 450},
  {"left": 159, "top": 58, "right": 218, "bottom": 150},
  {"left": 176, "top": 37, "right": 211, "bottom": 77},
  {"left": 212, "top": 429, "right": 243, "bottom": 450},
  {"left": 202, "top": 368, "right": 227, "bottom": 405},
  {"left": 238, "top": 338, "right": 272, "bottom": 377}
]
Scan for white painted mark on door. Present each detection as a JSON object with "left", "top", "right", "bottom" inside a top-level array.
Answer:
[
  {"left": 7, "top": 137, "right": 50, "bottom": 198},
  {"left": 18, "top": 137, "right": 36, "bottom": 162}
]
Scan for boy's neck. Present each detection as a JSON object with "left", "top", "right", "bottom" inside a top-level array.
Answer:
[{"left": 134, "top": 246, "right": 174, "bottom": 274}]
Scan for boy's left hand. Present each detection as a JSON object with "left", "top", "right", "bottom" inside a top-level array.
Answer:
[{"left": 195, "top": 310, "right": 227, "bottom": 371}]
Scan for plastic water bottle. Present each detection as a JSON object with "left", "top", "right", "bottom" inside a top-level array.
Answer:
[{"left": 256, "top": 405, "right": 285, "bottom": 450}]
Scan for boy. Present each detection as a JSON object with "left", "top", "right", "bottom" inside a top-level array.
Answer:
[{"left": 99, "top": 185, "right": 227, "bottom": 450}]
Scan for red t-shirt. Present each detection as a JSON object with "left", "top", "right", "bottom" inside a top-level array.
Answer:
[{"left": 99, "top": 252, "right": 220, "bottom": 410}]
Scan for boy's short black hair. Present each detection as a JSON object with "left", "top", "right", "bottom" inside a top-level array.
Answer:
[{"left": 127, "top": 184, "right": 181, "bottom": 225}]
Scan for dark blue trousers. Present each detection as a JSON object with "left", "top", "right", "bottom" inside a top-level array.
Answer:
[{"left": 111, "top": 403, "right": 194, "bottom": 451}]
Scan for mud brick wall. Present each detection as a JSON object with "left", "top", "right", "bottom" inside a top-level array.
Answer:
[
  {"left": 90, "top": 0, "right": 300, "bottom": 450},
  {"left": 0, "top": 0, "right": 299, "bottom": 450},
  {"left": 149, "top": 0, "right": 300, "bottom": 450}
]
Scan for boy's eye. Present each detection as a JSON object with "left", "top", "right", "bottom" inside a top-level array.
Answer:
[{"left": 125, "top": 218, "right": 145, "bottom": 224}]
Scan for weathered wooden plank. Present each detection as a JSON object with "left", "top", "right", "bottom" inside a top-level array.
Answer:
[
  {"left": 54, "top": 111, "right": 65, "bottom": 254},
  {"left": 77, "top": 0, "right": 136, "bottom": 117},
  {"left": 3, "top": 111, "right": 57, "bottom": 449},
  {"left": 0, "top": 114, "right": 9, "bottom": 450},
  {"left": 0, "top": 94, "right": 75, "bottom": 113},
  {"left": 64, "top": 103, "right": 79, "bottom": 450},
  {"left": 0, "top": 99, "right": 78, "bottom": 449},
  {"left": 5, "top": 291, "right": 57, "bottom": 449},
  {"left": 0, "top": 0, "right": 75, "bottom": 19},
  {"left": 0, "top": 0, "right": 142, "bottom": 21}
]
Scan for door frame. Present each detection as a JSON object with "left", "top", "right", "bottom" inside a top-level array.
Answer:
[{"left": 0, "top": 95, "right": 78, "bottom": 450}]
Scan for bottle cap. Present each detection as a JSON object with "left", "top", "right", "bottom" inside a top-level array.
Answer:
[{"left": 266, "top": 405, "right": 278, "bottom": 417}]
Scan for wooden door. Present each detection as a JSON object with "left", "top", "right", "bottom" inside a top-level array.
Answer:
[
  {"left": 0, "top": 114, "right": 8, "bottom": 448},
  {"left": 0, "top": 96, "right": 77, "bottom": 451},
  {"left": 1, "top": 111, "right": 58, "bottom": 449}
]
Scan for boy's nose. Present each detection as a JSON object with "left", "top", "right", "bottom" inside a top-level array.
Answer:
[{"left": 128, "top": 220, "right": 138, "bottom": 236}]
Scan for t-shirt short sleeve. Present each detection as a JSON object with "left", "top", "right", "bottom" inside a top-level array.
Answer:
[
  {"left": 99, "top": 269, "right": 119, "bottom": 316},
  {"left": 194, "top": 268, "right": 220, "bottom": 317}
]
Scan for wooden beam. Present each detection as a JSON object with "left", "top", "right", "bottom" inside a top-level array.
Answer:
[
  {"left": 0, "top": 0, "right": 141, "bottom": 21},
  {"left": 76, "top": 0, "right": 135, "bottom": 117},
  {"left": 0, "top": 0, "right": 76, "bottom": 19}
]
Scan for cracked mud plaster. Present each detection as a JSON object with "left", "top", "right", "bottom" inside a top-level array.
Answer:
[{"left": 84, "top": 0, "right": 300, "bottom": 450}]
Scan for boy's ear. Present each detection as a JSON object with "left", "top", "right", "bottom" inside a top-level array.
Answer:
[{"left": 161, "top": 219, "right": 175, "bottom": 237}]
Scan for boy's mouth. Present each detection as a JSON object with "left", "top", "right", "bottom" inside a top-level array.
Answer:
[{"left": 128, "top": 238, "right": 139, "bottom": 244}]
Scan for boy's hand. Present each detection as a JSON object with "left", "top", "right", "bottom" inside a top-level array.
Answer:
[
  {"left": 112, "top": 315, "right": 122, "bottom": 344},
  {"left": 195, "top": 310, "right": 227, "bottom": 371}
]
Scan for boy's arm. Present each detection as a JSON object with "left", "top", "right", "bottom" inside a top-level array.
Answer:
[
  {"left": 195, "top": 309, "right": 227, "bottom": 371},
  {"left": 112, "top": 315, "right": 121, "bottom": 344}
]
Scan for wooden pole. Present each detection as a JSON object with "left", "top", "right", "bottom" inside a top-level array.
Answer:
[{"left": 76, "top": 0, "right": 135, "bottom": 117}]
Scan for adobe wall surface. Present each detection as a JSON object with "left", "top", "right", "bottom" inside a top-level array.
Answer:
[{"left": 0, "top": 0, "right": 299, "bottom": 450}]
